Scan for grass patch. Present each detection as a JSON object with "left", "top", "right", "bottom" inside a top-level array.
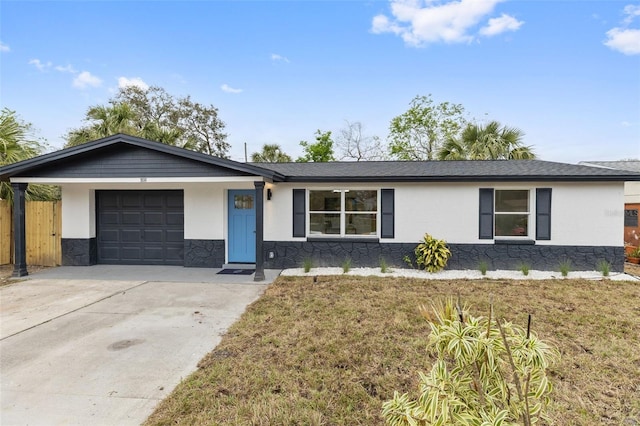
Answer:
[
  {"left": 519, "top": 262, "right": 531, "bottom": 276},
  {"left": 478, "top": 260, "right": 488, "bottom": 276},
  {"left": 559, "top": 259, "right": 572, "bottom": 277},
  {"left": 145, "top": 276, "right": 640, "bottom": 426},
  {"left": 597, "top": 260, "right": 611, "bottom": 277},
  {"left": 379, "top": 257, "right": 389, "bottom": 274},
  {"left": 342, "top": 258, "right": 351, "bottom": 273},
  {"left": 302, "top": 258, "right": 313, "bottom": 273}
]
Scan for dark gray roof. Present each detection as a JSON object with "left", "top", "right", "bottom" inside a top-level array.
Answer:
[
  {"left": 0, "top": 134, "right": 285, "bottom": 181},
  {"left": 579, "top": 160, "right": 640, "bottom": 173},
  {"left": 2, "top": 134, "right": 638, "bottom": 183},
  {"left": 250, "top": 160, "right": 640, "bottom": 182}
]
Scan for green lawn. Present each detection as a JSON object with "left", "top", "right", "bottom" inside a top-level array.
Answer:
[{"left": 145, "top": 275, "right": 640, "bottom": 425}]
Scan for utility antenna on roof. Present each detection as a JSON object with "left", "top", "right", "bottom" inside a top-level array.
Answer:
[{"left": 244, "top": 142, "right": 247, "bottom": 163}]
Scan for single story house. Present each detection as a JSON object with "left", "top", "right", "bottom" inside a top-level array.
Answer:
[{"left": 2, "top": 134, "right": 639, "bottom": 280}]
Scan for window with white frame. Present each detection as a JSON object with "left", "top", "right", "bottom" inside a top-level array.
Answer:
[
  {"left": 494, "top": 190, "right": 530, "bottom": 237},
  {"left": 309, "top": 190, "right": 378, "bottom": 236}
]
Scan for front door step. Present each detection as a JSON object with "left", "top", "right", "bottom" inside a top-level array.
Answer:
[{"left": 222, "top": 263, "right": 255, "bottom": 270}]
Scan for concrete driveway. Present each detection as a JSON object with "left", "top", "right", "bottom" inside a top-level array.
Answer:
[{"left": 0, "top": 266, "right": 278, "bottom": 426}]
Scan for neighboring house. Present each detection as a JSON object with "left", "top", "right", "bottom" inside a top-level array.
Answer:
[
  {"left": 2, "top": 134, "right": 639, "bottom": 280},
  {"left": 580, "top": 160, "right": 640, "bottom": 247}
]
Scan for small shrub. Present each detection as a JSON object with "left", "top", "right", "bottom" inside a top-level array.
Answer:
[
  {"left": 519, "top": 263, "right": 531, "bottom": 276},
  {"left": 302, "top": 258, "right": 313, "bottom": 273},
  {"left": 559, "top": 259, "right": 571, "bottom": 277},
  {"left": 342, "top": 258, "right": 351, "bottom": 273},
  {"left": 403, "top": 255, "right": 414, "bottom": 268},
  {"left": 413, "top": 234, "right": 451, "bottom": 273},
  {"left": 379, "top": 257, "right": 389, "bottom": 273},
  {"left": 478, "top": 260, "right": 488, "bottom": 276},
  {"left": 382, "top": 298, "right": 558, "bottom": 426},
  {"left": 597, "top": 260, "right": 611, "bottom": 277}
]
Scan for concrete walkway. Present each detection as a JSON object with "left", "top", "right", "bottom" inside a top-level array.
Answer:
[{"left": 0, "top": 266, "right": 279, "bottom": 426}]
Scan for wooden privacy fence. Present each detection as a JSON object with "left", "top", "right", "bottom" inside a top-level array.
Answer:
[{"left": 0, "top": 200, "right": 62, "bottom": 267}]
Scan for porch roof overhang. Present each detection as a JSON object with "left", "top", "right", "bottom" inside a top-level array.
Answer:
[{"left": 0, "top": 134, "right": 285, "bottom": 183}]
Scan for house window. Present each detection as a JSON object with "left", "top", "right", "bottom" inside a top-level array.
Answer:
[
  {"left": 495, "top": 190, "right": 529, "bottom": 237},
  {"left": 234, "top": 195, "right": 253, "bottom": 209},
  {"left": 309, "top": 190, "right": 377, "bottom": 236}
]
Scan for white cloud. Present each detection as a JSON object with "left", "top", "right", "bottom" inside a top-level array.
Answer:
[
  {"left": 605, "top": 28, "right": 640, "bottom": 54},
  {"left": 118, "top": 76, "right": 149, "bottom": 90},
  {"left": 54, "top": 64, "right": 76, "bottom": 73},
  {"left": 221, "top": 84, "right": 243, "bottom": 94},
  {"left": 371, "top": 0, "right": 517, "bottom": 46},
  {"left": 271, "top": 53, "right": 290, "bottom": 63},
  {"left": 479, "top": 13, "right": 523, "bottom": 36},
  {"left": 73, "top": 71, "right": 102, "bottom": 89},
  {"left": 622, "top": 4, "right": 640, "bottom": 24},
  {"left": 605, "top": 4, "right": 640, "bottom": 55},
  {"left": 28, "top": 58, "right": 52, "bottom": 71},
  {"left": 0, "top": 41, "right": 9, "bottom": 53}
]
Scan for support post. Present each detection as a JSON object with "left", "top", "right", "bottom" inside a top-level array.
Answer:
[
  {"left": 12, "top": 183, "right": 28, "bottom": 277},
  {"left": 254, "top": 181, "right": 265, "bottom": 281}
]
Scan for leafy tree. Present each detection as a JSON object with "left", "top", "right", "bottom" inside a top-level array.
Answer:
[
  {"left": 438, "top": 121, "right": 535, "bottom": 160},
  {"left": 0, "top": 109, "right": 59, "bottom": 202},
  {"left": 388, "top": 95, "right": 467, "bottom": 161},
  {"left": 251, "top": 144, "right": 292, "bottom": 162},
  {"left": 66, "top": 86, "right": 229, "bottom": 157},
  {"left": 336, "top": 120, "right": 386, "bottom": 161},
  {"left": 296, "top": 130, "right": 336, "bottom": 162}
]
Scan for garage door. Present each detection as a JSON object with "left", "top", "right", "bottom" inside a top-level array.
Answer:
[{"left": 97, "top": 190, "right": 184, "bottom": 265}]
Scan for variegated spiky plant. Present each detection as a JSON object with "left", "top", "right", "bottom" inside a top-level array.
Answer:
[{"left": 382, "top": 298, "right": 558, "bottom": 426}]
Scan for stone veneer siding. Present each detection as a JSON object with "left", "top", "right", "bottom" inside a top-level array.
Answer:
[
  {"left": 61, "top": 238, "right": 97, "bottom": 266},
  {"left": 184, "top": 239, "right": 225, "bottom": 268},
  {"left": 262, "top": 240, "right": 624, "bottom": 272}
]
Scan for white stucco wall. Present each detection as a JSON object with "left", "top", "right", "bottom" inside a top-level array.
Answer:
[
  {"left": 60, "top": 182, "right": 256, "bottom": 241},
  {"left": 550, "top": 182, "right": 624, "bottom": 246},
  {"left": 61, "top": 186, "right": 96, "bottom": 238},
  {"left": 625, "top": 182, "right": 640, "bottom": 204},
  {"left": 58, "top": 179, "right": 625, "bottom": 247},
  {"left": 264, "top": 181, "right": 625, "bottom": 247}
]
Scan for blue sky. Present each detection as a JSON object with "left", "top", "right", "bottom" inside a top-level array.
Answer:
[{"left": 1, "top": 0, "right": 639, "bottom": 164}]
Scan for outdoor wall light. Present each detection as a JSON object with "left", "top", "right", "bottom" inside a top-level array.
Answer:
[{"left": 267, "top": 188, "right": 273, "bottom": 200}]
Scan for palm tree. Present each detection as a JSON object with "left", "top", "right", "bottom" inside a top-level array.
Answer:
[
  {"left": 0, "top": 108, "right": 59, "bottom": 202},
  {"left": 251, "top": 144, "right": 292, "bottom": 162},
  {"left": 438, "top": 121, "right": 535, "bottom": 160},
  {"left": 66, "top": 103, "right": 138, "bottom": 147}
]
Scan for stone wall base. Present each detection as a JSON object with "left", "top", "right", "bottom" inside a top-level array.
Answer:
[
  {"left": 263, "top": 241, "right": 624, "bottom": 272},
  {"left": 61, "top": 238, "right": 97, "bottom": 266},
  {"left": 184, "top": 239, "right": 225, "bottom": 268}
]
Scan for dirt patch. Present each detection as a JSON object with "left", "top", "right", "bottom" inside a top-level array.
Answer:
[
  {"left": 625, "top": 261, "right": 640, "bottom": 278},
  {"left": 0, "top": 264, "right": 50, "bottom": 287}
]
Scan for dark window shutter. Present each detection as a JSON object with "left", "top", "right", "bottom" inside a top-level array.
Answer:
[
  {"left": 479, "top": 188, "right": 494, "bottom": 239},
  {"left": 380, "top": 189, "right": 394, "bottom": 239},
  {"left": 536, "top": 188, "right": 552, "bottom": 240},
  {"left": 292, "top": 189, "right": 306, "bottom": 237}
]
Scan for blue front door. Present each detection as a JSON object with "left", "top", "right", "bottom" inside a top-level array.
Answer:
[{"left": 228, "top": 190, "right": 256, "bottom": 263}]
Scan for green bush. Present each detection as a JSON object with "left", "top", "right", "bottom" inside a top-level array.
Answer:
[
  {"left": 302, "top": 258, "right": 313, "bottom": 273},
  {"left": 383, "top": 299, "right": 557, "bottom": 426},
  {"left": 413, "top": 234, "right": 451, "bottom": 273},
  {"left": 342, "top": 258, "right": 351, "bottom": 273}
]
